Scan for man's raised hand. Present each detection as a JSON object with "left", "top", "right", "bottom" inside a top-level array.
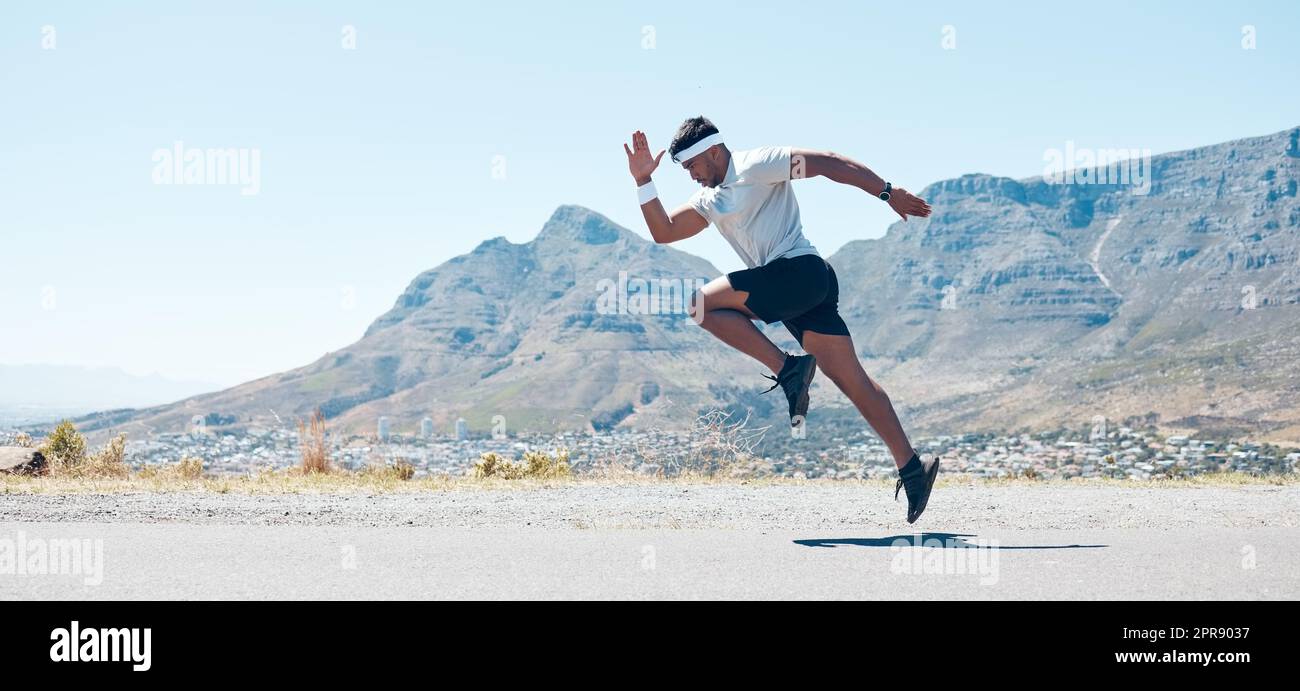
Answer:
[
  {"left": 887, "top": 187, "right": 933, "bottom": 222},
  {"left": 624, "top": 130, "right": 665, "bottom": 185}
]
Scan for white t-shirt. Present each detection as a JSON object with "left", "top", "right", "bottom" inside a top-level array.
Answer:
[{"left": 687, "top": 145, "right": 820, "bottom": 269}]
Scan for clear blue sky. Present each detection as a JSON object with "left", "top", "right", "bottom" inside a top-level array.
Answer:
[{"left": 2, "top": 1, "right": 1297, "bottom": 387}]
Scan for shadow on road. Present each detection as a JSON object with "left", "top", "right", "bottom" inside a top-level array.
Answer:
[{"left": 794, "top": 533, "right": 1108, "bottom": 550}]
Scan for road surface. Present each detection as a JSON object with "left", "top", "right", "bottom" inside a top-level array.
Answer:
[{"left": 2, "top": 482, "right": 1296, "bottom": 599}]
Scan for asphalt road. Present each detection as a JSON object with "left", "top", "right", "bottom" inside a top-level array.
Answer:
[{"left": 2, "top": 483, "right": 1296, "bottom": 599}]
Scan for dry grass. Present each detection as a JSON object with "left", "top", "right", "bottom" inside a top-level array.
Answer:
[
  {"left": 358, "top": 460, "right": 416, "bottom": 482},
  {"left": 298, "top": 409, "right": 331, "bottom": 474},
  {"left": 590, "top": 410, "right": 771, "bottom": 480},
  {"left": 473, "top": 449, "right": 571, "bottom": 479},
  {"left": 36, "top": 421, "right": 129, "bottom": 479},
  {"left": 136, "top": 456, "right": 205, "bottom": 481},
  {"left": 81, "top": 434, "right": 130, "bottom": 479}
]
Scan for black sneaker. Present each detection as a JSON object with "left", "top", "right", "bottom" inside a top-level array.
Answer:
[
  {"left": 895, "top": 455, "right": 941, "bottom": 524},
  {"left": 761, "top": 353, "right": 817, "bottom": 428}
]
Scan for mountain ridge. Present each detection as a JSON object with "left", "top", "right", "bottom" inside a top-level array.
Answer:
[{"left": 64, "top": 126, "right": 1300, "bottom": 444}]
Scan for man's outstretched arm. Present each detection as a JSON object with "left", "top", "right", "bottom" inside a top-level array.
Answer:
[
  {"left": 624, "top": 130, "right": 709, "bottom": 244},
  {"left": 792, "top": 149, "right": 933, "bottom": 222}
]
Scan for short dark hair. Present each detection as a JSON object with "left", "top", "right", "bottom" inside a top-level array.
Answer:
[{"left": 669, "top": 116, "right": 720, "bottom": 159}]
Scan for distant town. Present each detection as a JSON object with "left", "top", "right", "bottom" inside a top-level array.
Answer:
[{"left": 4, "top": 416, "right": 1296, "bottom": 480}]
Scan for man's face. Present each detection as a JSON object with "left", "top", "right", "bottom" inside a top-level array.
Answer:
[{"left": 680, "top": 147, "right": 723, "bottom": 188}]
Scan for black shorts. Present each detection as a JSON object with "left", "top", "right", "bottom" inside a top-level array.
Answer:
[{"left": 726, "top": 253, "right": 851, "bottom": 346}]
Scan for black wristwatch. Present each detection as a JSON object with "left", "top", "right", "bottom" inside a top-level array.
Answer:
[{"left": 878, "top": 182, "right": 892, "bottom": 202}]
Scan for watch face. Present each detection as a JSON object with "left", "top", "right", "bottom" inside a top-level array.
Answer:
[{"left": 880, "top": 192, "right": 890, "bottom": 201}]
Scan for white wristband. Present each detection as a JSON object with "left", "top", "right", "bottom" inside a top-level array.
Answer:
[{"left": 636, "top": 180, "right": 658, "bottom": 205}]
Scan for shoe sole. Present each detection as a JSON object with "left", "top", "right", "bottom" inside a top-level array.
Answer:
[
  {"left": 790, "top": 355, "right": 817, "bottom": 427},
  {"left": 907, "top": 458, "right": 941, "bottom": 524}
]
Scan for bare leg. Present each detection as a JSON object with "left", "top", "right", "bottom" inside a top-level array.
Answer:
[
  {"left": 690, "top": 276, "right": 787, "bottom": 374},
  {"left": 801, "top": 330, "right": 917, "bottom": 468}
]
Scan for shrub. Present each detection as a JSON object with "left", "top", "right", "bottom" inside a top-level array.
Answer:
[
  {"left": 36, "top": 422, "right": 127, "bottom": 478},
  {"left": 83, "top": 434, "right": 129, "bottom": 478},
  {"left": 40, "top": 420, "right": 86, "bottom": 474},
  {"left": 174, "top": 456, "right": 204, "bottom": 479},
  {"left": 473, "top": 449, "right": 571, "bottom": 479},
  {"left": 136, "top": 456, "right": 204, "bottom": 480},
  {"left": 298, "top": 408, "right": 331, "bottom": 474},
  {"left": 359, "top": 460, "right": 415, "bottom": 481}
]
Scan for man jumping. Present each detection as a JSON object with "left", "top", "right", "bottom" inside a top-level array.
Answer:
[{"left": 623, "top": 116, "right": 941, "bottom": 523}]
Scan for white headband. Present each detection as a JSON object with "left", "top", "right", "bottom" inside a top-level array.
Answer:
[{"left": 672, "top": 132, "right": 725, "bottom": 163}]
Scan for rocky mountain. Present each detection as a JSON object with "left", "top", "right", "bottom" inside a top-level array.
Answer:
[
  {"left": 70, "top": 126, "right": 1300, "bottom": 444},
  {"left": 74, "top": 206, "right": 762, "bottom": 440},
  {"left": 829, "top": 126, "right": 1300, "bottom": 441}
]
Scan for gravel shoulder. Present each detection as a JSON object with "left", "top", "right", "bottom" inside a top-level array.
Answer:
[{"left": 2, "top": 482, "right": 1296, "bottom": 530}]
